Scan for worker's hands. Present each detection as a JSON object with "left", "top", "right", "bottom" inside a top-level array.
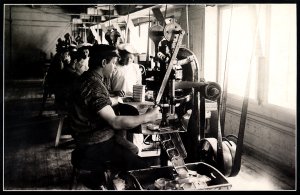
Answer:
[
  {"left": 114, "top": 90, "right": 126, "bottom": 97},
  {"left": 145, "top": 105, "right": 162, "bottom": 122}
]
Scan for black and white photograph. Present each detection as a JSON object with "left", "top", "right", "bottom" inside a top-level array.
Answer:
[{"left": 3, "top": 2, "right": 297, "bottom": 191}]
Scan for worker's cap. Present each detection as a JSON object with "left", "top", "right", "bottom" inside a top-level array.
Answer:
[
  {"left": 89, "top": 44, "right": 120, "bottom": 59},
  {"left": 117, "top": 43, "right": 138, "bottom": 54},
  {"left": 77, "top": 42, "right": 93, "bottom": 50},
  {"left": 69, "top": 44, "right": 78, "bottom": 52},
  {"left": 64, "top": 33, "right": 71, "bottom": 38}
]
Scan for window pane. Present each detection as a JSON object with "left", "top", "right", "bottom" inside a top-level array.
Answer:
[
  {"left": 129, "top": 22, "right": 149, "bottom": 54},
  {"left": 267, "top": 5, "right": 296, "bottom": 110},
  {"left": 219, "top": 4, "right": 296, "bottom": 110},
  {"left": 219, "top": 5, "right": 258, "bottom": 99}
]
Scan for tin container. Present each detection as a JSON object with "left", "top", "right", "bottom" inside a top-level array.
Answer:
[{"left": 125, "top": 162, "right": 232, "bottom": 190}]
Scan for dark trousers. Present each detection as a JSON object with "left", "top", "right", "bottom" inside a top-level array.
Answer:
[{"left": 72, "top": 137, "right": 148, "bottom": 174}]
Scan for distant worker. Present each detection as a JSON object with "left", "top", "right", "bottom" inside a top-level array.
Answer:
[
  {"left": 110, "top": 43, "right": 142, "bottom": 97},
  {"left": 75, "top": 44, "right": 91, "bottom": 75}
]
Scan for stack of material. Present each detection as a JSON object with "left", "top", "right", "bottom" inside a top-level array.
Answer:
[{"left": 133, "top": 85, "right": 145, "bottom": 102}]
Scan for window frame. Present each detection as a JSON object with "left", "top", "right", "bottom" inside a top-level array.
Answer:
[{"left": 217, "top": 4, "right": 296, "bottom": 127}]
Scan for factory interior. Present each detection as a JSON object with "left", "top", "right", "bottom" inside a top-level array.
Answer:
[{"left": 3, "top": 3, "right": 297, "bottom": 191}]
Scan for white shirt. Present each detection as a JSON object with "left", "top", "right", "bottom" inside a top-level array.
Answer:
[{"left": 110, "top": 62, "right": 142, "bottom": 96}]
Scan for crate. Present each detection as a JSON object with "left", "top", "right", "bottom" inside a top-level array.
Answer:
[{"left": 125, "top": 162, "right": 232, "bottom": 190}]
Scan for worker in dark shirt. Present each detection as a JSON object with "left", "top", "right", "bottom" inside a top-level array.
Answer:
[
  {"left": 55, "top": 45, "right": 78, "bottom": 112},
  {"left": 39, "top": 43, "right": 70, "bottom": 116},
  {"left": 69, "top": 44, "right": 161, "bottom": 188}
]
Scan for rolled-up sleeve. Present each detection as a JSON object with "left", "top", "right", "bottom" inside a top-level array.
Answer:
[{"left": 81, "top": 80, "right": 112, "bottom": 114}]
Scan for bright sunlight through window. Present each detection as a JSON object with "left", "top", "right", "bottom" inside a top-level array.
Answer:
[{"left": 219, "top": 4, "right": 296, "bottom": 110}]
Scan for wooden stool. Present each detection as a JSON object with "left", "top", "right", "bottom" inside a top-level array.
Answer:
[
  {"left": 69, "top": 150, "right": 114, "bottom": 190},
  {"left": 69, "top": 167, "right": 114, "bottom": 190},
  {"left": 54, "top": 112, "right": 69, "bottom": 147}
]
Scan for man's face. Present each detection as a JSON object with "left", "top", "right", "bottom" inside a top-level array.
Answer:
[
  {"left": 128, "top": 53, "right": 135, "bottom": 64},
  {"left": 103, "top": 57, "right": 118, "bottom": 78},
  {"left": 83, "top": 49, "right": 89, "bottom": 59},
  {"left": 62, "top": 51, "right": 71, "bottom": 64}
]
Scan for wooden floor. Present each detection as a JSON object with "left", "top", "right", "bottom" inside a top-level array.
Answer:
[{"left": 3, "top": 80, "right": 296, "bottom": 191}]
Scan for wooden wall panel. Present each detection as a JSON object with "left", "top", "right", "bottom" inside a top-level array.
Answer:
[
  {"left": 4, "top": 5, "right": 72, "bottom": 79},
  {"left": 225, "top": 107, "right": 295, "bottom": 176}
]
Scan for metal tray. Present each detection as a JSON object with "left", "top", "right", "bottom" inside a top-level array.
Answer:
[{"left": 125, "top": 162, "right": 232, "bottom": 190}]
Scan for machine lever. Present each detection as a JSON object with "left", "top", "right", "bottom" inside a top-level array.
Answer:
[{"left": 155, "top": 31, "right": 185, "bottom": 105}]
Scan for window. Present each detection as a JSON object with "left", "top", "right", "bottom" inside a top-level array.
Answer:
[
  {"left": 218, "top": 4, "right": 296, "bottom": 111},
  {"left": 128, "top": 22, "right": 150, "bottom": 54},
  {"left": 267, "top": 5, "right": 296, "bottom": 110}
]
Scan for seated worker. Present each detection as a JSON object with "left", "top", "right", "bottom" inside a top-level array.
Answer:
[
  {"left": 74, "top": 44, "right": 91, "bottom": 75},
  {"left": 46, "top": 45, "right": 72, "bottom": 112},
  {"left": 55, "top": 45, "right": 79, "bottom": 111},
  {"left": 68, "top": 44, "right": 162, "bottom": 188},
  {"left": 39, "top": 39, "right": 66, "bottom": 116},
  {"left": 110, "top": 43, "right": 142, "bottom": 97}
]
